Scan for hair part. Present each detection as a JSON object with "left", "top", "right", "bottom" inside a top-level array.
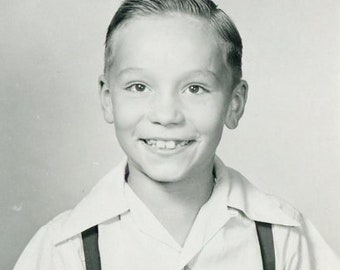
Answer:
[{"left": 104, "top": 0, "right": 243, "bottom": 84}]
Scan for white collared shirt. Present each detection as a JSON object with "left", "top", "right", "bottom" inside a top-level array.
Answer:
[{"left": 14, "top": 157, "right": 340, "bottom": 270}]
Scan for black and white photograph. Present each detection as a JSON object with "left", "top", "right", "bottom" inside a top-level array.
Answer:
[{"left": 1, "top": 0, "right": 339, "bottom": 269}]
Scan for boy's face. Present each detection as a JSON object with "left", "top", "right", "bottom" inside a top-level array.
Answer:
[{"left": 99, "top": 14, "right": 247, "bottom": 182}]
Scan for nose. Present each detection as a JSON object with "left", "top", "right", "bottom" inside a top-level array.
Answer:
[{"left": 147, "top": 93, "right": 185, "bottom": 126}]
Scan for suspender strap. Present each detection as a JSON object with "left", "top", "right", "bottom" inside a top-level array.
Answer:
[
  {"left": 81, "top": 225, "right": 101, "bottom": 270},
  {"left": 81, "top": 223, "right": 275, "bottom": 270},
  {"left": 255, "top": 221, "right": 276, "bottom": 270}
]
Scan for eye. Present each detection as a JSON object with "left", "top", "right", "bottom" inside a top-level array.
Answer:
[
  {"left": 184, "top": 85, "right": 207, "bottom": 95},
  {"left": 126, "top": 83, "right": 149, "bottom": 93}
]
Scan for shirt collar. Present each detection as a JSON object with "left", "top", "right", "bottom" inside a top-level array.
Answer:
[
  {"left": 214, "top": 156, "right": 300, "bottom": 227},
  {"left": 54, "top": 156, "right": 299, "bottom": 245},
  {"left": 53, "top": 158, "right": 129, "bottom": 245}
]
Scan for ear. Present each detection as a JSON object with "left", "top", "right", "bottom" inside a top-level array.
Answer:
[
  {"left": 98, "top": 74, "right": 114, "bottom": 124},
  {"left": 225, "top": 80, "right": 248, "bottom": 129}
]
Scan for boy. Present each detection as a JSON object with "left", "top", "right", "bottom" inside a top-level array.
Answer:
[{"left": 14, "top": 0, "right": 339, "bottom": 269}]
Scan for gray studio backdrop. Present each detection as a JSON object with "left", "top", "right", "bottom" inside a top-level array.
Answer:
[{"left": 1, "top": 0, "right": 339, "bottom": 269}]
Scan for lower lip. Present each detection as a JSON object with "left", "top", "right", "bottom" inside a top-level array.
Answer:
[{"left": 139, "top": 140, "right": 195, "bottom": 155}]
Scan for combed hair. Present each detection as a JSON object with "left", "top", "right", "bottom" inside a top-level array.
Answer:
[{"left": 104, "top": 0, "right": 243, "bottom": 83}]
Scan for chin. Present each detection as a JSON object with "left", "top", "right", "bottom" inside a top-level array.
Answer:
[{"left": 141, "top": 163, "right": 191, "bottom": 183}]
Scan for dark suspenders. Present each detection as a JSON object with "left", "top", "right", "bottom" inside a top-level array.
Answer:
[
  {"left": 81, "top": 226, "right": 101, "bottom": 270},
  {"left": 255, "top": 222, "right": 276, "bottom": 270},
  {"left": 81, "top": 221, "right": 275, "bottom": 270}
]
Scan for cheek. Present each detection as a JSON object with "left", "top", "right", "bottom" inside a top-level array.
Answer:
[
  {"left": 188, "top": 98, "right": 227, "bottom": 137},
  {"left": 112, "top": 95, "right": 146, "bottom": 131},
  {"left": 112, "top": 100, "right": 142, "bottom": 150},
  {"left": 201, "top": 113, "right": 225, "bottom": 143}
]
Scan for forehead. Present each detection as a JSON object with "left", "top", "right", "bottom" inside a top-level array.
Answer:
[{"left": 106, "top": 14, "right": 231, "bottom": 83}]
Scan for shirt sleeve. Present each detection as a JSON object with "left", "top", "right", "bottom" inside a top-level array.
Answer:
[
  {"left": 301, "top": 217, "right": 340, "bottom": 269},
  {"left": 13, "top": 225, "right": 64, "bottom": 270},
  {"left": 274, "top": 215, "right": 340, "bottom": 270},
  {"left": 13, "top": 211, "right": 84, "bottom": 270}
]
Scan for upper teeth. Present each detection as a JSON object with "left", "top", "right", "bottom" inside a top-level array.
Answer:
[{"left": 144, "top": 139, "right": 190, "bottom": 149}]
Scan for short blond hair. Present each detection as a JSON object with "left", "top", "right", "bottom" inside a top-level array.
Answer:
[{"left": 104, "top": 0, "right": 243, "bottom": 84}]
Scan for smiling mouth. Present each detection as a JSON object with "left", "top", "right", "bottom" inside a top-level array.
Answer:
[{"left": 140, "top": 139, "right": 195, "bottom": 150}]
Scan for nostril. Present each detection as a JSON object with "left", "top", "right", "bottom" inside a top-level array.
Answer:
[
  {"left": 147, "top": 107, "right": 185, "bottom": 126},
  {"left": 146, "top": 94, "right": 185, "bottom": 126}
]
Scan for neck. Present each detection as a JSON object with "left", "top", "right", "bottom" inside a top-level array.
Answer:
[{"left": 127, "top": 161, "right": 215, "bottom": 245}]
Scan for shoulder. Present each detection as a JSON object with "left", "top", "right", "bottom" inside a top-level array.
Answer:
[
  {"left": 266, "top": 194, "right": 303, "bottom": 224},
  {"left": 22, "top": 210, "right": 73, "bottom": 248},
  {"left": 41, "top": 210, "right": 74, "bottom": 242},
  {"left": 13, "top": 210, "right": 79, "bottom": 270},
  {"left": 222, "top": 165, "right": 340, "bottom": 267},
  {"left": 14, "top": 159, "right": 128, "bottom": 270},
  {"left": 220, "top": 165, "right": 340, "bottom": 267},
  {"left": 214, "top": 158, "right": 302, "bottom": 226}
]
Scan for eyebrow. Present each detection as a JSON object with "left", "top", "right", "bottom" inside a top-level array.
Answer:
[
  {"left": 118, "top": 67, "right": 220, "bottom": 82},
  {"left": 181, "top": 70, "right": 220, "bottom": 82},
  {"left": 118, "top": 67, "right": 145, "bottom": 77}
]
